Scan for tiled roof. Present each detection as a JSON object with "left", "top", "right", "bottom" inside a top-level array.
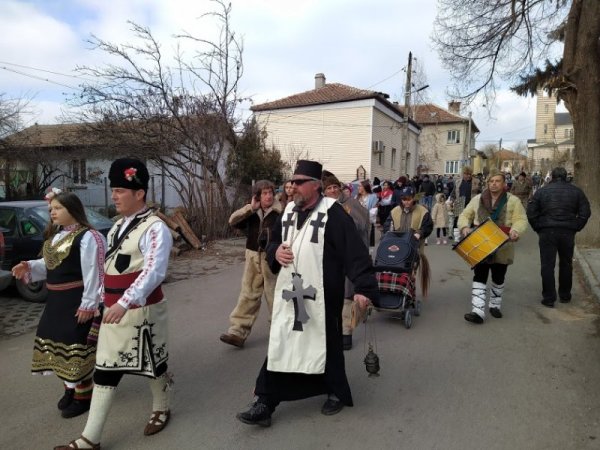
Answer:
[
  {"left": 496, "top": 149, "right": 526, "bottom": 160},
  {"left": 398, "top": 104, "right": 480, "bottom": 132},
  {"left": 251, "top": 83, "right": 391, "bottom": 112},
  {"left": 3, "top": 123, "right": 94, "bottom": 148}
]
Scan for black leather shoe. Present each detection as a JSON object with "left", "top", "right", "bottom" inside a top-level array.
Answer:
[
  {"left": 489, "top": 308, "right": 503, "bottom": 318},
  {"left": 559, "top": 296, "right": 571, "bottom": 303},
  {"left": 541, "top": 299, "right": 555, "bottom": 308},
  {"left": 57, "top": 388, "right": 75, "bottom": 410},
  {"left": 321, "top": 397, "right": 344, "bottom": 416},
  {"left": 464, "top": 312, "right": 484, "bottom": 324},
  {"left": 236, "top": 402, "right": 271, "bottom": 427},
  {"left": 61, "top": 399, "right": 91, "bottom": 418},
  {"left": 342, "top": 335, "right": 352, "bottom": 351}
]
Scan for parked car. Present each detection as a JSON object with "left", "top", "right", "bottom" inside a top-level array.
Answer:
[
  {"left": 0, "top": 201, "right": 113, "bottom": 302},
  {"left": 0, "top": 228, "right": 12, "bottom": 291}
]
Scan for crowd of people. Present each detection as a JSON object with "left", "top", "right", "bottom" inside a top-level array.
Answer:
[{"left": 16, "top": 157, "right": 589, "bottom": 448}]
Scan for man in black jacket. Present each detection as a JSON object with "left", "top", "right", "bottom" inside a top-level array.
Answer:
[
  {"left": 418, "top": 175, "right": 436, "bottom": 211},
  {"left": 527, "top": 167, "right": 591, "bottom": 307}
]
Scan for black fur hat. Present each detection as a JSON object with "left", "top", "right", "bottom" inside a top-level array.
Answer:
[{"left": 108, "top": 158, "right": 149, "bottom": 191}]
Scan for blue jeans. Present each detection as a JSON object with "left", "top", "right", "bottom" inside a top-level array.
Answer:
[{"left": 422, "top": 195, "right": 433, "bottom": 211}]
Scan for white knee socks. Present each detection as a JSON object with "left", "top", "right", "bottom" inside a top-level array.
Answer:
[
  {"left": 78, "top": 385, "right": 117, "bottom": 446},
  {"left": 149, "top": 372, "right": 172, "bottom": 412}
]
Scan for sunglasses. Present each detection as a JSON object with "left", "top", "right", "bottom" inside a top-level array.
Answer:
[{"left": 290, "top": 178, "right": 316, "bottom": 186}]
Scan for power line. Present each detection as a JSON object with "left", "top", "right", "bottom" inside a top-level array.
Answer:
[
  {"left": 0, "top": 60, "right": 96, "bottom": 82},
  {"left": 1, "top": 66, "right": 78, "bottom": 90}
]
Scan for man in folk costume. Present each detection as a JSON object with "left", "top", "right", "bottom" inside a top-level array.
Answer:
[
  {"left": 56, "top": 158, "right": 173, "bottom": 450},
  {"left": 236, "top": 160, "right": 378, "bottom": 426},
  {"left": 322, "top": 172, "right": 370, "bottom": 351},
  {"left": 458, "top": 170, "right": 528, "bottom": 324},
  {"left": 220, "top": 179, "right": 281, "bottom": 348}
]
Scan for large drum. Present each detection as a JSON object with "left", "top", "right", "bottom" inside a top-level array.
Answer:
[{"left": 453, "top": 218, "right": 509, "bottom": 268}]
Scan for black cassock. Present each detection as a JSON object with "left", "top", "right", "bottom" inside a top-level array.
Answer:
[{"left": 255, "top": 199, "right": 378, "bottom": 407}]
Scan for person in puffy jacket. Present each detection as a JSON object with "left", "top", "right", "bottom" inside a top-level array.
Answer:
[{"left": 526, "top": 167, "right": 591, "bottom": 308}]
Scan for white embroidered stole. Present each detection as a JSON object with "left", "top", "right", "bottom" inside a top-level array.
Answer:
[{"left": 267, "top": 197, "right": 335, "bottom": 374}]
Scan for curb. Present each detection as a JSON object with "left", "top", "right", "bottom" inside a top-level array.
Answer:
[{"left": 574, "top": 246, "right": 600, "bottom": 304}]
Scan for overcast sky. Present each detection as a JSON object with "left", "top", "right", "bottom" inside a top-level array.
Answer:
[{"left": 0, "top": 0, "right": 565, "bottom": 150}]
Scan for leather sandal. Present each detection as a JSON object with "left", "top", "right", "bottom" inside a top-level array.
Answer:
[
  {"left": 53, "top": 435, "right": 100, "bottom": 450},
  {"left": 144, "top": 410, "right": 171, "bottom": 436}
]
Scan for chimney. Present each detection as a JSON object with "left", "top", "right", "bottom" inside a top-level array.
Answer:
[
  {"left": 315, "top": 73, "right": 326, "bottom": 89},
  {"left": 448, "top": 100, "right": 461, "bottom": 114}
]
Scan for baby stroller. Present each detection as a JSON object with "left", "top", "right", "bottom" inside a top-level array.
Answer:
[{"left": 372, "top": 231, "right": 422, "bottom": 328}]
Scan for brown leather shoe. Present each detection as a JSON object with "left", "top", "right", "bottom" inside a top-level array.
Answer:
[
  {"left": 144, "top": 410, "right": 171, "bottom": 436},
  {"left": 53, "top": 435, "right": 100, "bottom": 449},
  {"left": 219, "top": 333, "right": 245, "bottom": 348}
]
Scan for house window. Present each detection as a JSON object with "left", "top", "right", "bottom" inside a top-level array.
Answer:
[
  {"left": 543, "top": 124, "right": 548, "bottom": 135},
  {"left": 378, "top": 145, "right": 385, "bottom": 166},
  {"left": 72, "top": 159, "right": 87, "bottom": 184},
  {"left": 447, "top": 130, "right": 460, "bottom": 144},
  {"left": 544, "top": 104, "right": 549, "bottom": 114},
  {"left": 564, "top": 128, "right": 574, "bottom": 138},
  {"left": 391, "top": 148, "right": 397, "bottom": 168},
  {"left": 445, "top": 160, "right": 460, "bottom": 174}
]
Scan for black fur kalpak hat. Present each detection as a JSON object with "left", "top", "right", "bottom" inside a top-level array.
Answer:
[{"left": 108, "top": 158, "right": 149, "bottom": 191}]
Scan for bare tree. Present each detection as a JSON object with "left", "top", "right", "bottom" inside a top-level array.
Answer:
[
  {"left": 65, "top": 0, "right": 259, "bottom": 238},
  {"left": 433, "top": 0, "right": 600, "bottom": 246}
]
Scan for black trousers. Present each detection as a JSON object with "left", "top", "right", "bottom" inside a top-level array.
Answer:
[
  {"left": 473, "top": 263, "right": 507, "bottom": 285},
  {"left": 538, "top": 229, "right": 575, "bottom": 302},
  {"left": 94, "top": 362, "right": 168, "bottom": 387}
]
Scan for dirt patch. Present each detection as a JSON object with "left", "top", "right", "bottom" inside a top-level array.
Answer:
[{"left": 165, "top": 238, "right": 246, "bottom": 283}]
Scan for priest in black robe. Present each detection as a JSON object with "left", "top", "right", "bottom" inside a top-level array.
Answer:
[{"left": 236, "top": 160, "right": 378, "bottom": 427}]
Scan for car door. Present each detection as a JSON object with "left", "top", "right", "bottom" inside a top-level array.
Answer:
[{"left": 10, "top": 207, "right": 46, "bottom": 265}]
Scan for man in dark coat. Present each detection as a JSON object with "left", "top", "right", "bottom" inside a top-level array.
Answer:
[
  {"left": 527, "top": 167, "right": 590, "bottom": 307},
  {"left": 418, "top": 174, "right": 436, "bottom": 211},
  {"left": 236, "top": 160, "right": 378, "bottom": 427}
]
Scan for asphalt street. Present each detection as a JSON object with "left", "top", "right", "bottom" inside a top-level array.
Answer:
[{"left": 1, "top": 229, "right": 599, "bottom": 450}]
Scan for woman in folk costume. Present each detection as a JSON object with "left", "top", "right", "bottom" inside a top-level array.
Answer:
[
  {"left": 12, "top": 190, "right": 106, "bottom": 419},
  {"left": 236, "top": 160, "right": 378, "bottom": 427},
  {"left": 55, "top": 158, "right": 173, "bottom": 450},
  {"left": 458, "top": 169, "right": 528, "bottom": 324},
  {"left": 382, "top": 186, "right": 433, "bottom": 297}
]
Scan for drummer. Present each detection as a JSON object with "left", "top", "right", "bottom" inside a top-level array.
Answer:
[{"left": 458, "top": 169, "right": 528, "bottom": 324}]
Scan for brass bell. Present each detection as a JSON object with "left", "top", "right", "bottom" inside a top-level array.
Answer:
[{"left": 363, "top": 343, "right": 380, "bottom": 377}]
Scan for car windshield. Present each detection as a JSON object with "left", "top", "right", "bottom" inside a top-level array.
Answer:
[{"left": 30, "top": 205, "right": 113, "bottom": 230}]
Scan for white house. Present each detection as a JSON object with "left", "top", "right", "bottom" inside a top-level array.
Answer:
[
  {"left": 1, "top": 123, "right": 231, "bottom": 212},
  {"left": 399, "top": 102, "right": 479, "bottom": 176},
  {"left": 251, "top": 73, "right": 421, "bottom": 183}
]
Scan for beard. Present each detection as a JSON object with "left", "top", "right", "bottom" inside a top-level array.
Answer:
[{"left": 293, "top": 192, "right": 307, "bottom": 207}]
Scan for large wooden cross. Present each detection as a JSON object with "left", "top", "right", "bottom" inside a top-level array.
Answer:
[{"left": 282, "top": 273, "right": 317, "bottom": 331}]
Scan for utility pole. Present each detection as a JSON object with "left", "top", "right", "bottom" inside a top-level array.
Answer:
[
  {"left": 403, "top": 51, "right": 413, "bottom": 176},
  {"left": 498, "top": 138, "right": 502, "bottom": 169},
  {"left": 466, "top": 111, "right": 472, "bottom": 164}
]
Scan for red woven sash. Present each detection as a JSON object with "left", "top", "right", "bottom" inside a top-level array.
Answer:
[{"left": 104, "top": 272, "right": 163, "bottom": 308}]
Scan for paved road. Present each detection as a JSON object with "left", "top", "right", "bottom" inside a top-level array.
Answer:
[{"left": 1, "top": 230, "right": 599, "bottom": 449}]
